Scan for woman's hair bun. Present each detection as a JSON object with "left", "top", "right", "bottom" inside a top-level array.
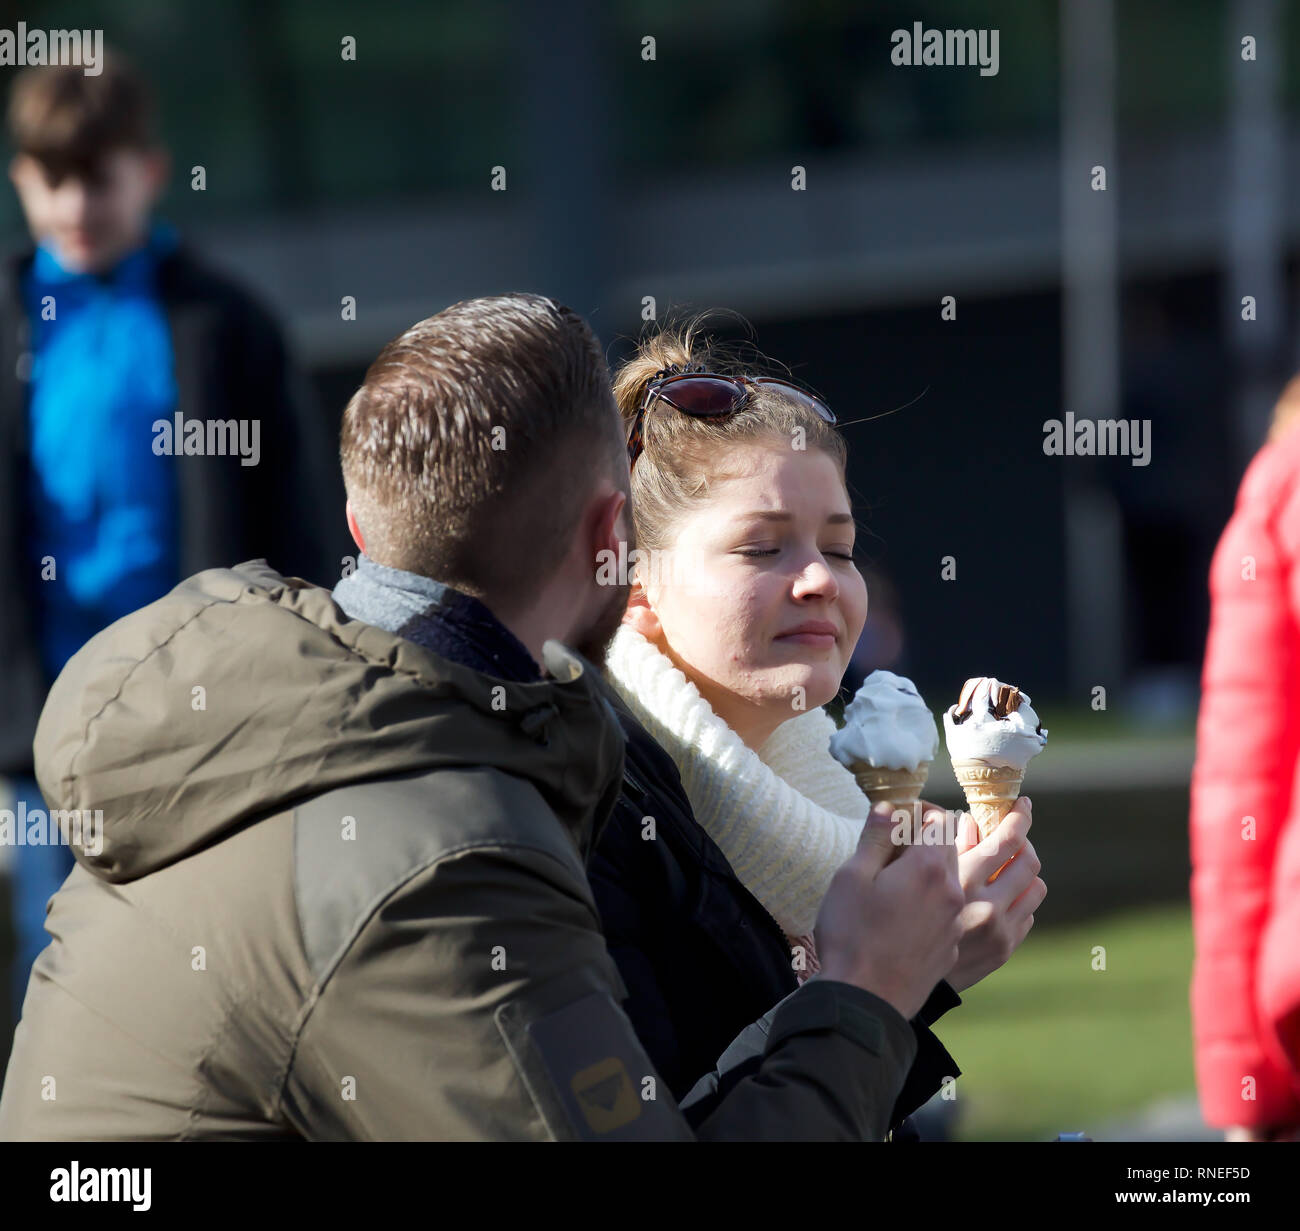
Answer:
[{"left": 611, "top": 321, "right": 703, "bottom": 424}]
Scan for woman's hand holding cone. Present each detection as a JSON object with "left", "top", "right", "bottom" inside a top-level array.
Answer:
[{"left": 946, "top": 796, "right": 1047, "bottom": 993}]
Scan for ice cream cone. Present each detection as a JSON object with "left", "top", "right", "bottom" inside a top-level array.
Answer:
[
  {"left": 950, "top": 760, "right": 1024, "bottom": 841},
  {"left": 848, "top": 761, "right": 931, "bottom": 807}
]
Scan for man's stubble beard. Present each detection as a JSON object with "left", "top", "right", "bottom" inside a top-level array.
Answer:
[
  {"left": 574, "top": 577, "right": 629, "bottom": 667},
  {"left": 573, "top": 515, "right": 636, "bottom": 667}
]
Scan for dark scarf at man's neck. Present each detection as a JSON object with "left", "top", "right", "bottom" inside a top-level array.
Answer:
[{"left": 332, "top": 553, "right": 540, "bottom": 683}]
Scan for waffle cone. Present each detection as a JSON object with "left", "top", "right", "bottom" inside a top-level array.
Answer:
[
  {"left": 847, "top": 761, "right": 931, "bottom": 806},
  {"left": 951, "top": 760, "right": 1025, "bottom": 841}
]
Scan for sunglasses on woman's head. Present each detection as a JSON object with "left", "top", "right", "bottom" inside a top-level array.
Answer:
[{"left": 627, "top": 364, "right": 837, "bottom": 469}]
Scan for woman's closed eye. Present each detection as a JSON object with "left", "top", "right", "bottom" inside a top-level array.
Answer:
[{"left": 733, "top": 546, "right": 856, "bottom": 560}]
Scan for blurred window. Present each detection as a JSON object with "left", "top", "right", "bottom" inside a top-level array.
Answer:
[{"left": 1, "top": 0, "right": 1297, "bottom": 239}]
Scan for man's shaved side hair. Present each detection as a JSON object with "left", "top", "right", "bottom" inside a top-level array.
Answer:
[{"left": 340, "top": 293, "right": 627, "bottom": 601}]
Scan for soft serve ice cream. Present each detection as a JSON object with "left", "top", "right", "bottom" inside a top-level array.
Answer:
[
  {"left": 831, "top": 670, "right": 940, "bottom": 804},
  {"left": 943, "top": 677, "right": 1047, "bottom": 771},
  {"left": 832, "top": 670, "right": 939, "bottom": 771},
  {"left": 944, "top": 676, "right": 1047, "bottom": 840}
]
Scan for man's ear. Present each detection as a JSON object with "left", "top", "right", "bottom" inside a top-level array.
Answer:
[
  {"left": 591, "top": 486, "right": 626, "bottom": 562},
  {"left": 345, "top": 499, "right": 366, "bottom": 554},
  {"left": 590, "top": 486, "right": 658, "bottom": 630}
]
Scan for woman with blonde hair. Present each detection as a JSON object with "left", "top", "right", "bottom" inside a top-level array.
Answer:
[{"left": 587, "top": 318, "right": 1046, "bottom": 1137}]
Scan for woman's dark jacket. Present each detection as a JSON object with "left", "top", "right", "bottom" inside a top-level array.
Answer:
[{"left": 589, "top": 687, "right": 962, "bottom": 1135}]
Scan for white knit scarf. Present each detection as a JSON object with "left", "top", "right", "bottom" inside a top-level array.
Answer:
[{"left": 603, "top": 625, "right": 869, "bottom": 936}]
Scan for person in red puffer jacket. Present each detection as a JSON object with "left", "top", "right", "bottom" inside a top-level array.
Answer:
[{"left": 1191, "top": 373, "right": 1300, "bottom": 1142}]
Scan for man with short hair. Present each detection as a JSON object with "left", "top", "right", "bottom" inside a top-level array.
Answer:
[
  {"left": 0, "top": 294, "right": 963, "bottom": 1140},
  {"left": 337, "top": 295, "right": 631, "bottom": 665}
]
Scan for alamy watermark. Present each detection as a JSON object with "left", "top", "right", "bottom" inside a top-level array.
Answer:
[
  {"left": 50, "top": 1161, "right": 150, "bottom": 1212},
  {"left": 891, "top": 22, "right": 999, "bottom": 76},
  {"left": 0, "top": 24, "right": 103, "bottom": 75},
  {"left": 152, "top": 414, "right": 260, "bottom": 467},
  {"left": 0, "top": 801, "right": 102, "bottom": 857},
  {"left": 1043, "top": 413, "right": 1152, "bottom": 467},
  {"left": 596, "top": 543, "right": 694, "bottom": 589},
  {"left": 889, "top": 804, "right": 961, "bottom": 847}
]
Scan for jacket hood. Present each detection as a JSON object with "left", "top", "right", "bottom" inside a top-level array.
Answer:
[{"left": 34, "top": 560, "right": 626, "bottom": 883}]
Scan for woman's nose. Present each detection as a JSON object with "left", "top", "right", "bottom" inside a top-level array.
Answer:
[{"left": 792, "top": 558, "right": 839, "bottom": 601}]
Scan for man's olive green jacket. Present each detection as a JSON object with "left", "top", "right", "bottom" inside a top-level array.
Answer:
[{"left": 0, "top": 562, "right": 917, "bottom": 1140}]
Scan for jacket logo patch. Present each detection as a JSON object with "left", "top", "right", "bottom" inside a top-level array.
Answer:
[{"left": 571, "top": 1057, "right": 641, "bottom": 1133}]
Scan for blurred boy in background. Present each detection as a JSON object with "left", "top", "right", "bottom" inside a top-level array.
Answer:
[{"left": 0, "top": 51, "right": 335, "bottom": 1034}]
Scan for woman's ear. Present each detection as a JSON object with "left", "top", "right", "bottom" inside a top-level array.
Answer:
[{"left": 623, "top": 578, "right": 662, "bottom": 641}]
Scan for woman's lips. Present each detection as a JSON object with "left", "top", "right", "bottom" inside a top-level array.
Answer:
[{"left": 774, "top": 622, "right": 838, "bottom": 648}]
